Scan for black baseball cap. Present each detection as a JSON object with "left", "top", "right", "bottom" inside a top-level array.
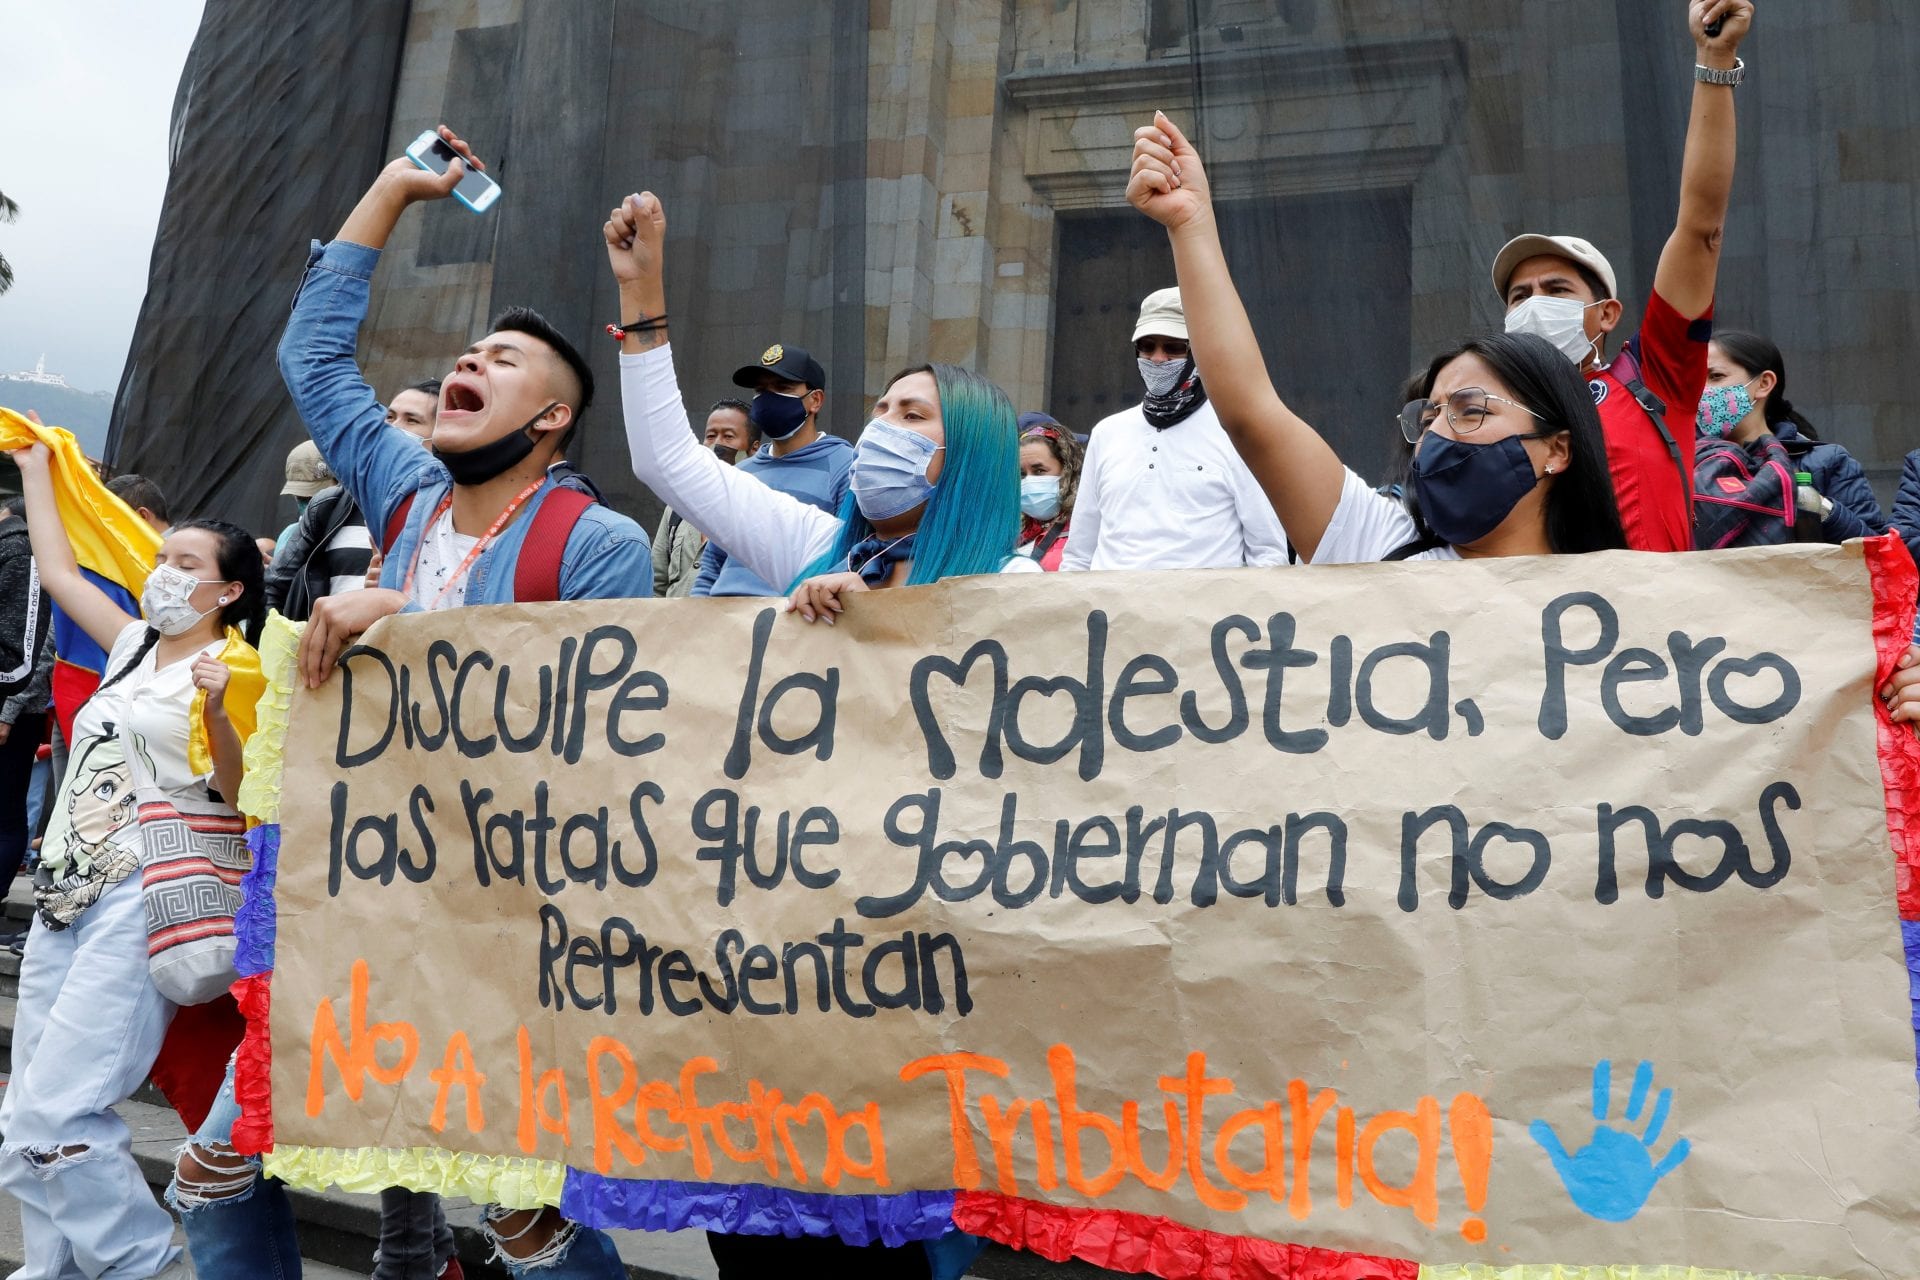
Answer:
[{"left": 731, "top": 342, "right": 826, "bottom": 391}]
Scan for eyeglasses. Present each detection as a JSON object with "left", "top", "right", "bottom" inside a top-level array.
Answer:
[
  {"left": 1397, "top": 387, "right": 1549, "bottom": 444},
  {"left": 1136, "top": 338, "right": 1190, "bottom": 361}
]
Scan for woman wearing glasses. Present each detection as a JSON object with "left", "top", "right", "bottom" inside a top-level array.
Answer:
[{"left": 1126, "top": 112, "right": 1626, "bottom": 563}]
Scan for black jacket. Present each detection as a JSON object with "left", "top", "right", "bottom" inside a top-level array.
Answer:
[
  {"left": 1773, "top": 421, "right": 1888, "bottom": 541},
  {"left": 1892, "top": 449, "right": 1920, "bottom": 575},
  {"left": 0, "top": 521, "right": 51, "bottom": 711},
  {"left": 264, "top": 485, "right": 372, "bottom": 622}
]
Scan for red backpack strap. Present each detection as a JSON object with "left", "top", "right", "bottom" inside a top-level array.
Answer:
[
  {"left": 513, "top": 487, "right": 597, "bottom": 602},
  {"left": 381, "top": 493, "right": 418, "bottom": 556}
]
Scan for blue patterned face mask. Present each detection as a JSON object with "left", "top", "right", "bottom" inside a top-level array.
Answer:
[
  {"left": 1696, "top": 379, "right": 1756, "bottom": 438},
  {"left": 850, "top": 419, "right": 943, "bottom": 521}
]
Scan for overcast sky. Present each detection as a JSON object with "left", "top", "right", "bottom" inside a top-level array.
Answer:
[{"left": 0, "top": 2, "right": 207, "bottom": 393}]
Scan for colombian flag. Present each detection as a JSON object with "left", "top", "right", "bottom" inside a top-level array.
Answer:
[{"left": 0, "top": 406, "right": 262, "bottom": 757}]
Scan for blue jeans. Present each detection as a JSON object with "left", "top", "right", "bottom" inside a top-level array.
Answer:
[
  {"left": 0, "top": 874, "right": 178, "bottom": 1279},
  {"left": 24, "top": 752, "right": 49, "bottom": 859},
  {"left": 482, "top": 1209, "right": 625, "bottom": 1278},
  {"left": 169, "top": 1060, "right": 302, "bottom": 1279}
]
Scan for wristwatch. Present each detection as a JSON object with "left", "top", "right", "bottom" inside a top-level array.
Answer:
[{"left": 1695, "top": 57, "right": 1745, "bottom": 86}]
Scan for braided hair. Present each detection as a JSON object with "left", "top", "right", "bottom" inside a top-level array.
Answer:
[{"left": 96, "top": 518, "right": 267, "bottom": 692}]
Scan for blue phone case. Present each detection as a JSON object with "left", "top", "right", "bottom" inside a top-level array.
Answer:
[{"left": 406, "top": 148, "right": 499, "bottom": 215}]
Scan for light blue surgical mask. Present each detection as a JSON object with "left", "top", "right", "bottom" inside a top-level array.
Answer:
[
  {"left": 851, "top": 419, "right": 942, "bottom": 521},
  {"left": 1019, "top": 474, "right": 1062, "bottom": 521}
]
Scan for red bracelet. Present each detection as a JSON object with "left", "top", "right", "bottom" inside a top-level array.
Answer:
[{"left": 605, "top": 314, "right": 669, "bottom": 340}]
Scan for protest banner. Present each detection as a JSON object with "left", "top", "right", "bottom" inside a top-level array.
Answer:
[{"left": 232, "top": 538, "right": 1920, "bottom": 1280}]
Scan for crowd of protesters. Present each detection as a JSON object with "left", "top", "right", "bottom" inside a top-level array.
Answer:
[{"left": 7, "top": 3, "right": 1920, "bottom": 1279}]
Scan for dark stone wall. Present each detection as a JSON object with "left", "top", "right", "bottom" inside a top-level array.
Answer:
[{"left": 108, "top": 3, "right": 413, "bottom": 533}]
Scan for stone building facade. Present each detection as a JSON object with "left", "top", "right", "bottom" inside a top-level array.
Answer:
[{"left": 113, "top": 0, "right": 1920, "bottom": 530}]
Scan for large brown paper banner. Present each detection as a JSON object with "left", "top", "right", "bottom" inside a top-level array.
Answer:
[{"left": 269, "top": 544, "right": 1920, "bottom": 1276}]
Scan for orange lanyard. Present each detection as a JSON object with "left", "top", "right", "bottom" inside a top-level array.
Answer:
[{"left": 401, "top": 480, "right": 543, "bottom": 609}]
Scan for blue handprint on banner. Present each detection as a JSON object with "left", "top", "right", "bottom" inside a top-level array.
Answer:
[{"left": 1529, "top": 1059, "right": 1691, "bottom": 1222}]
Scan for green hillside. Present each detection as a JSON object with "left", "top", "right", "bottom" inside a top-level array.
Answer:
[{"left": 0, "top": 381, "right": 113, "bottom": 456}]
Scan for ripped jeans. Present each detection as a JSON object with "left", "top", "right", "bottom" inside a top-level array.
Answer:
[
  {"left": 0, "top": 874, "right": 179, "bottom": 1279},
  {"left": 168, "top": 1059, "right": 300, "bottom": 1279},
  {"left": 173, "top": 1061, "right": 620, "bottom": 1279},
  {"left": 478, "top": 1208, "right": 624, "bottom": 1278}
]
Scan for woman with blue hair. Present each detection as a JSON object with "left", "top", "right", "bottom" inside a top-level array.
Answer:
[
  {"left": 609, "top": 192, "right": 1035, "bottom": 631},
  {"left": 608, "top": 191, "right": 1018, "bottom": 1278}
]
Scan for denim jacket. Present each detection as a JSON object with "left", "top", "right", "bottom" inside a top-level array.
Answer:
[{"left": 277, "top": 239, "right": 651, "bottom": 607}]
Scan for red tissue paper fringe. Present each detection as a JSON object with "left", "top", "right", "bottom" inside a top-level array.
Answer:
[
  {"left": 229, "top": 971, "right": 275, "bottom": 1155},
  {"left": 1864, "top": 532, "right": 1920, "bottom": 921},
  {"left": 952, "top": 1191, "right": 1417, "bottom": 1280}
]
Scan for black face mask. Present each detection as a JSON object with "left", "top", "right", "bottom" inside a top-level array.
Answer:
[
  {"left": 750, "top": 390, "right": 811, "bottom": 441},
  {"left": 1410, "top": 430, "right": 1551, "bottom": 546},
  {"left": 433, "top": 401, "right": 559, "bottom": 485},
  {"left": 1142, "top": 359, "right": 1208, "bottom": 429}
]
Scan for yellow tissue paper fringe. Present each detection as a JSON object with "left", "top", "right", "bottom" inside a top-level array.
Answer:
[
  {"left": 1419, "top": 1267, "right": 1832, "bottom": 1280},
  {"left": 236, "top": 612, "right": 303, "bottom": 824},
  {"left": 262, "top": 1143, "right": 564, "bottom": 1211}
]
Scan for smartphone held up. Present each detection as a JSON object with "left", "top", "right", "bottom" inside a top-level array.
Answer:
[{"left": 404, "top": 129, "right": 502, "bottom": 214}]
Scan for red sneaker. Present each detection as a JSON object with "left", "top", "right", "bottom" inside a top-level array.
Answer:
[{"left": 437, "top": 1261, "right": 465, "bottom": 1280}]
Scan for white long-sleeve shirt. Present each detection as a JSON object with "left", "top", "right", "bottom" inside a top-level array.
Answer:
[
  {"left": 621, "top": 345, "right": 1036, "bottom": 586},
  {"left": 1059, "top": 400, "right": 1290, "bottom": 571}
]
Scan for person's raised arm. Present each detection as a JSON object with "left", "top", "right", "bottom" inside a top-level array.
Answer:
[
  {"left": 336, "top": 124, "right": 479, "bottom": 251},
  {"left": 277, "top": 126, "right": 480, "bottom": 531},
  {"left": 1128, "top": 112, "right": 1348, "bottom": 560},
  {"left": 1651, "top": 1, "right": 1753, "bottom": 320},
  {"left": 6, "top": 443, "right": 140, "bottom": 652},
  {"left": 607, "top": 193, "right": 838, "bottom": 590}
]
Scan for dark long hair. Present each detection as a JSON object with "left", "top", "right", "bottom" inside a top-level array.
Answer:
[
  {"left": 1406, "top": 332, "right": 1627, "bottom": 554},
  {"left": 1712, "top": 329, "right": 1816, "bottom": 439},
  {"left": 100, "top": 518, "right": 267, "bottom": 689},
  {"left": 179, "top": 519, "right": 267, "bottom": 642}
]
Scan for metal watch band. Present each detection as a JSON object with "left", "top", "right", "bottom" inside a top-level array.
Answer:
[{"left": 1695, "top": 57, "right": 1745, "bottom": 86}]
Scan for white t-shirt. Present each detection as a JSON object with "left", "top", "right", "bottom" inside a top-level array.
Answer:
[
  {"left": 1059, "top": 401, "right": 1290, "bottom": 572},
  {"left": 37, "top": 622, "right": 217, "bottom": 926},
  {"left": 407, "top": 509, "right": 481, "bottom": 608},
  {"left": 1311, "top": 469, "right": 1462, "bottom": 564}
]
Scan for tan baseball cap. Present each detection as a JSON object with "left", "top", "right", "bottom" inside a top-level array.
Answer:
[
  {"left": 1131, "top": 287, "right": 1188, "bottom": 343},
  {"left": 1490, "top": 233, "right": 1618, "bottom": 302},
  {"left": 280, "top": 440, "right": 334, "bottom": 498}
]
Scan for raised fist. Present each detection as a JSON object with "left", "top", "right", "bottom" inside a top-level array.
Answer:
[
  {"left": 1691, "top": 0, "right": 1753, "bottom": 56},
  {"left": 1126, "top": 112, "right": 1213, "bottom": 233},
  {"left": 604, "top": 192, "right": 667, "bottom": 287}
]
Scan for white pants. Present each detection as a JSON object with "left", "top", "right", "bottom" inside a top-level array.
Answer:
[{"left": 0, "top": 875, "right": 179, "bottom": 1279}]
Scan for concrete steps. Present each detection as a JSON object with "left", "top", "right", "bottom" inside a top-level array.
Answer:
[{"left": 0, "top": 886, "right": 1120, "bottom": 1279}]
